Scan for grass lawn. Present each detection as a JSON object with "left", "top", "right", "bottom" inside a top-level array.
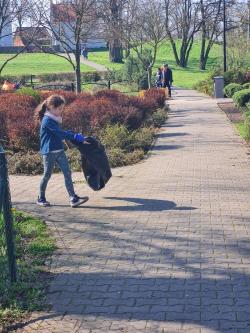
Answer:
[
  {"left": 89, "top": 40, "right": 223, "bottom": 89},
  {"left": 0, "top": 41, "right": 223, "bottom": 88},
  {"left": 0, "top": 210, "right": 55, "bottom": 329},
  {"left": 0, "top": 53, "right": 93, "bottom": 76}
]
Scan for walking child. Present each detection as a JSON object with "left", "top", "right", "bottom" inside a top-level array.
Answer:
[{"left": 35, "top": 95, "right": 89, "bottom": 208}]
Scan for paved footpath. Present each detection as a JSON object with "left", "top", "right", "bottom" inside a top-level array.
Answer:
[{"left": 11, "top": 89, "right": 250, "bottom": 333}]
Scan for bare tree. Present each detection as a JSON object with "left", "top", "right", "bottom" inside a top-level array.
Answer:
[
  {"left": 163, "top": 0, "right": 201, "bottom": 67},
  {"left": 199, "top": 0, "right": 223, "bottom": 70},
  {"left": 99, "top": 0, "right": 125, "bottom": 63},
  {"left": 31, "top": 0, "right": 97, "bottom": 93},
  {"left": 122, "top": 0, "right": 166, "bottom": 88},
  {"left": 0, "top": 0, "right": 35, "bottom": 76}
]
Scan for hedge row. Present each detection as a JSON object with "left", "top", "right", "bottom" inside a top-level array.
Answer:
[
  {"left": 194, "top": 68, "right": 250, "bottom": 97},
  {"left": 0, "top": 88, "right": 166, "bottom": 152},
  {"left": 0, "top": 71, "right": 107, "bottom": 85}
]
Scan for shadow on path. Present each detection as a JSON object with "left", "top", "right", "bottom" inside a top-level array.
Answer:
[{"left": 13, "top": 197, "right": 197, "bottom": 212}]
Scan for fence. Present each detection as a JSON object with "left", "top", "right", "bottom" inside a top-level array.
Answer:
[
  {"left": 0, "top": 144, "right": 17, "bottom": 283},
  {"left": 24, "top": 75, "right": 140, "bottom": 94}
]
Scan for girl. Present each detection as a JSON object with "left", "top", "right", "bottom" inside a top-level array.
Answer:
[
  {"left": 35, "top": 95, "right": 89, "bottom": 208},
  {"left": 156, "top": 68, "right": 163, "bottom": 88}
]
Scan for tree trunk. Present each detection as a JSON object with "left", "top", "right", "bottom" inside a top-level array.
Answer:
[
  {"left": 199, "top": 0, "right": 206, "bottom": 70},
  {"left": 109, "top": 39, "right": 123, "bottom": 63},
  {"left": 147, "top": 67, "right": 152, "bottom": 89},
  {"left": 179, "top": 42, "right": 187, "bottom": 67},
  {"left": 75, "top": 46, "right": 81, "bottom": 93},
  {"left": 168, "top": 36, "right": 180, "bottom": 66}
]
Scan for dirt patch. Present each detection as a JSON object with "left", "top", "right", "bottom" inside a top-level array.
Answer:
[{"left": 218, "top": 102, "right": 244, "bottom": 123}]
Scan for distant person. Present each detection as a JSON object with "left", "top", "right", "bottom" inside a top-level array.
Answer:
[
  {"left": 35, "top": 95, "right": 89, "bottom": 208},
  {"left": 162, "top": 64, "right": 173, "bottom": 98},
  {"left": 156, "top": 67, "right": 163, "bottom": 88},
  {"left": 82, "top": 47, "right": 88, "bottom": 60}
]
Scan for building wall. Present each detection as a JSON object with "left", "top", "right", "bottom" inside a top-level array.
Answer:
[
  {"left": 0, "top": 23, "right": 13, "bottom": 47},
  {"left": 52, "top": 22, "right": 106, "bottom": 50}
]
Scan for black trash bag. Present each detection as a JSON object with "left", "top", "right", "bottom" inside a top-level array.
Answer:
[{"left": 74, "top": 136, "right": 112, "bottom": 191}]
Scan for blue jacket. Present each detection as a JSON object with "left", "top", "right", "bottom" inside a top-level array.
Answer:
[{"left": 40, "top": 116, "right": 75, "bottom": 155}]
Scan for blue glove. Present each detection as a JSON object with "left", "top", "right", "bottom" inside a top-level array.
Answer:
[{"left": 74, "top": 133, "right": 85, "bottom": 143}]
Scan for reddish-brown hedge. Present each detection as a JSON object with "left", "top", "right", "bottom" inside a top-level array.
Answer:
[
  {"left": 0, "top": 94, "right": 39, "bottom": 150},
  {"left": 1, "top": 88, "right": 166, "bottom": 152}
]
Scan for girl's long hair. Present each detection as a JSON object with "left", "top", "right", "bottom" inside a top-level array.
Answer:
[{"left": 34, "top": 95, "right": 65, "bottom": 123}]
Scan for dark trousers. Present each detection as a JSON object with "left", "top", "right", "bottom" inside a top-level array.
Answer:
[{"left": 163, "top": 81, "right": 171, "bottom": 97}]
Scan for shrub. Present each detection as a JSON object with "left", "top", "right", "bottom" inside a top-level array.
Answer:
[
  {"left": 0, "top": 74, "right": 31, "bottom": 85},
  {"left": 37, "top": 72, "right": 75, "bottom": 83},
  {"left": 95, "top": 89, "right": 130, "bottom": 106},
  {"left": 99, "top": 124, "right": 131, "bottom": 150},
  {"left": 233, "top": 89, "right": 250, "bottom": 107},
  {"left": 37, "top": 71, "right": 104, "bottom": 83},
  {"left": 124, "top": 149, "right": 145, "bottom": 165},
  {"left": 224, "top": 83, "right": 244, "bottom": 98},
  {"left": 7, "top": 152, "right": 43, "bottom": 175},
  {"left": 243, "top": 82, "right": 250, "bottom": 89},
  {"left": 81, "top": 72, "right": 102, "bottom": 83},
  {"left": 151, "top": 108, "right": 168, "bottom": 127},
  {"left": 63, "top": 98, "right": 93, "bottom": 135},
  {"left": 223, "top": 69, "right": 247, "bottom": 85},
  {"left": 130, "top": 127, "right": 155, "bottom": 152},
  {"left": 0, "top": 94, "right": 38, "bottom": 151},
  {"left": 39, "top": 90, "right": 78, "bottom": 105},
  {"left": 244, "top": 117, "right": 250, "bottom": 139},
  {"left": 143, "top": 89, "right": 166, "bottom": 108},
  {"left": 106, "top": 147, "right": 127, "bottom": 167},
  {"left": 193, "top": 80, "right": 214, "bottom": 96},
  {"left": 65, "top": 149, "right": 82, "bottom": 172},
  {"left": 0, "top": 112, "right": 7, "bottom": 142},
  {"left": 16, "top": 87, "right": 41, "bottom": 103}
]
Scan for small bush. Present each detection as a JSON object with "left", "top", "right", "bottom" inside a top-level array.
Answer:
[
  {"left": 224, "top": 69, "right": 247, "bottom": 85},
  {"left": 244, "top": 117, "right": 250, "bottom": 139},
  {"left": 65, "top": 149, "right": 82, "bottom": 172},
  {"left": 37, "top": 72, "right": 75, "bottom": 83},
  {"left": 124, "top": 149, "right": 145, "bottom": 165},
  {"left": 243, "top": 82, "right": 250, "bottom": 89},
  {"left": 107, "top": 147, "right": 127, "bottom": 167},
  {"left": 81, "top": 72, "right": 102, "bottom": 83},
  {"left": 233, "top": 89, "right": 250, "bottom": 107},
  {"left": 193, "top": 80, "right": 214, "bottom": 96},
  {"left": 0, "top": 112, "right": 7, "bottom": 142},
  {"left": 16, "top": 87, "right": 41, "bottom": 103},
  {"left": 0, "top": 94, "right": 38, "bottom": 151},
  {"left": 7, "top": 152, "right": 43, "bottom": 175},
  {"left": 39, "top": 90, "right": 77, "bottom": 105},
  {"left": 224, "top": 83, "right": 244, "bottom": 98},
  {"left": 63, "top": 98, "right": 93, "bottom": 135},
  {"left": 143, "top": 88, "right": 166, "bottom": 108},
  {"left": 99, "top": 124, "right": 131, "bottom": 150},
  {"left": 130, "top": 127, "right": 155, "bottom": 151},
  {"left": 37, "top": 71, "right": 104, "bottom": 83},
  {"left": 151, "top": 108, "right": 168, "bottom": 127}
]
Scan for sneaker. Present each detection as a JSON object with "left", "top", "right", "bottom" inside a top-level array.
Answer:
[
  {"left": 70, "top": 195, "right": 89, "bottom": 208},
  {"left": 37, "top": 197, "right": 50, "bottom": 207}
]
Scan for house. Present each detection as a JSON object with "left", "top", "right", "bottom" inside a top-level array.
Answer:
[
  {"left": 50, "top": 2, "right": 106, "bottom": 51},
  {"left": 0, "top": 22, "right": 13, "bottom": 47},
  {"left": 13, "top": 27, "right": 51, "bottom": 48}
]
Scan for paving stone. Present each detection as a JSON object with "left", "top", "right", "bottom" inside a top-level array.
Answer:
[{"left": 11, "top": 89, "right": 250, "bottom": 333}]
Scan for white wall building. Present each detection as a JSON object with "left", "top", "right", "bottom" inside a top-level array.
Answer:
[
  {"left": 0, "top": 22, "right": 13, "bottom": 47},
  {"left": 51, "top": 3, "right": 106, "bottom": 51}
]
